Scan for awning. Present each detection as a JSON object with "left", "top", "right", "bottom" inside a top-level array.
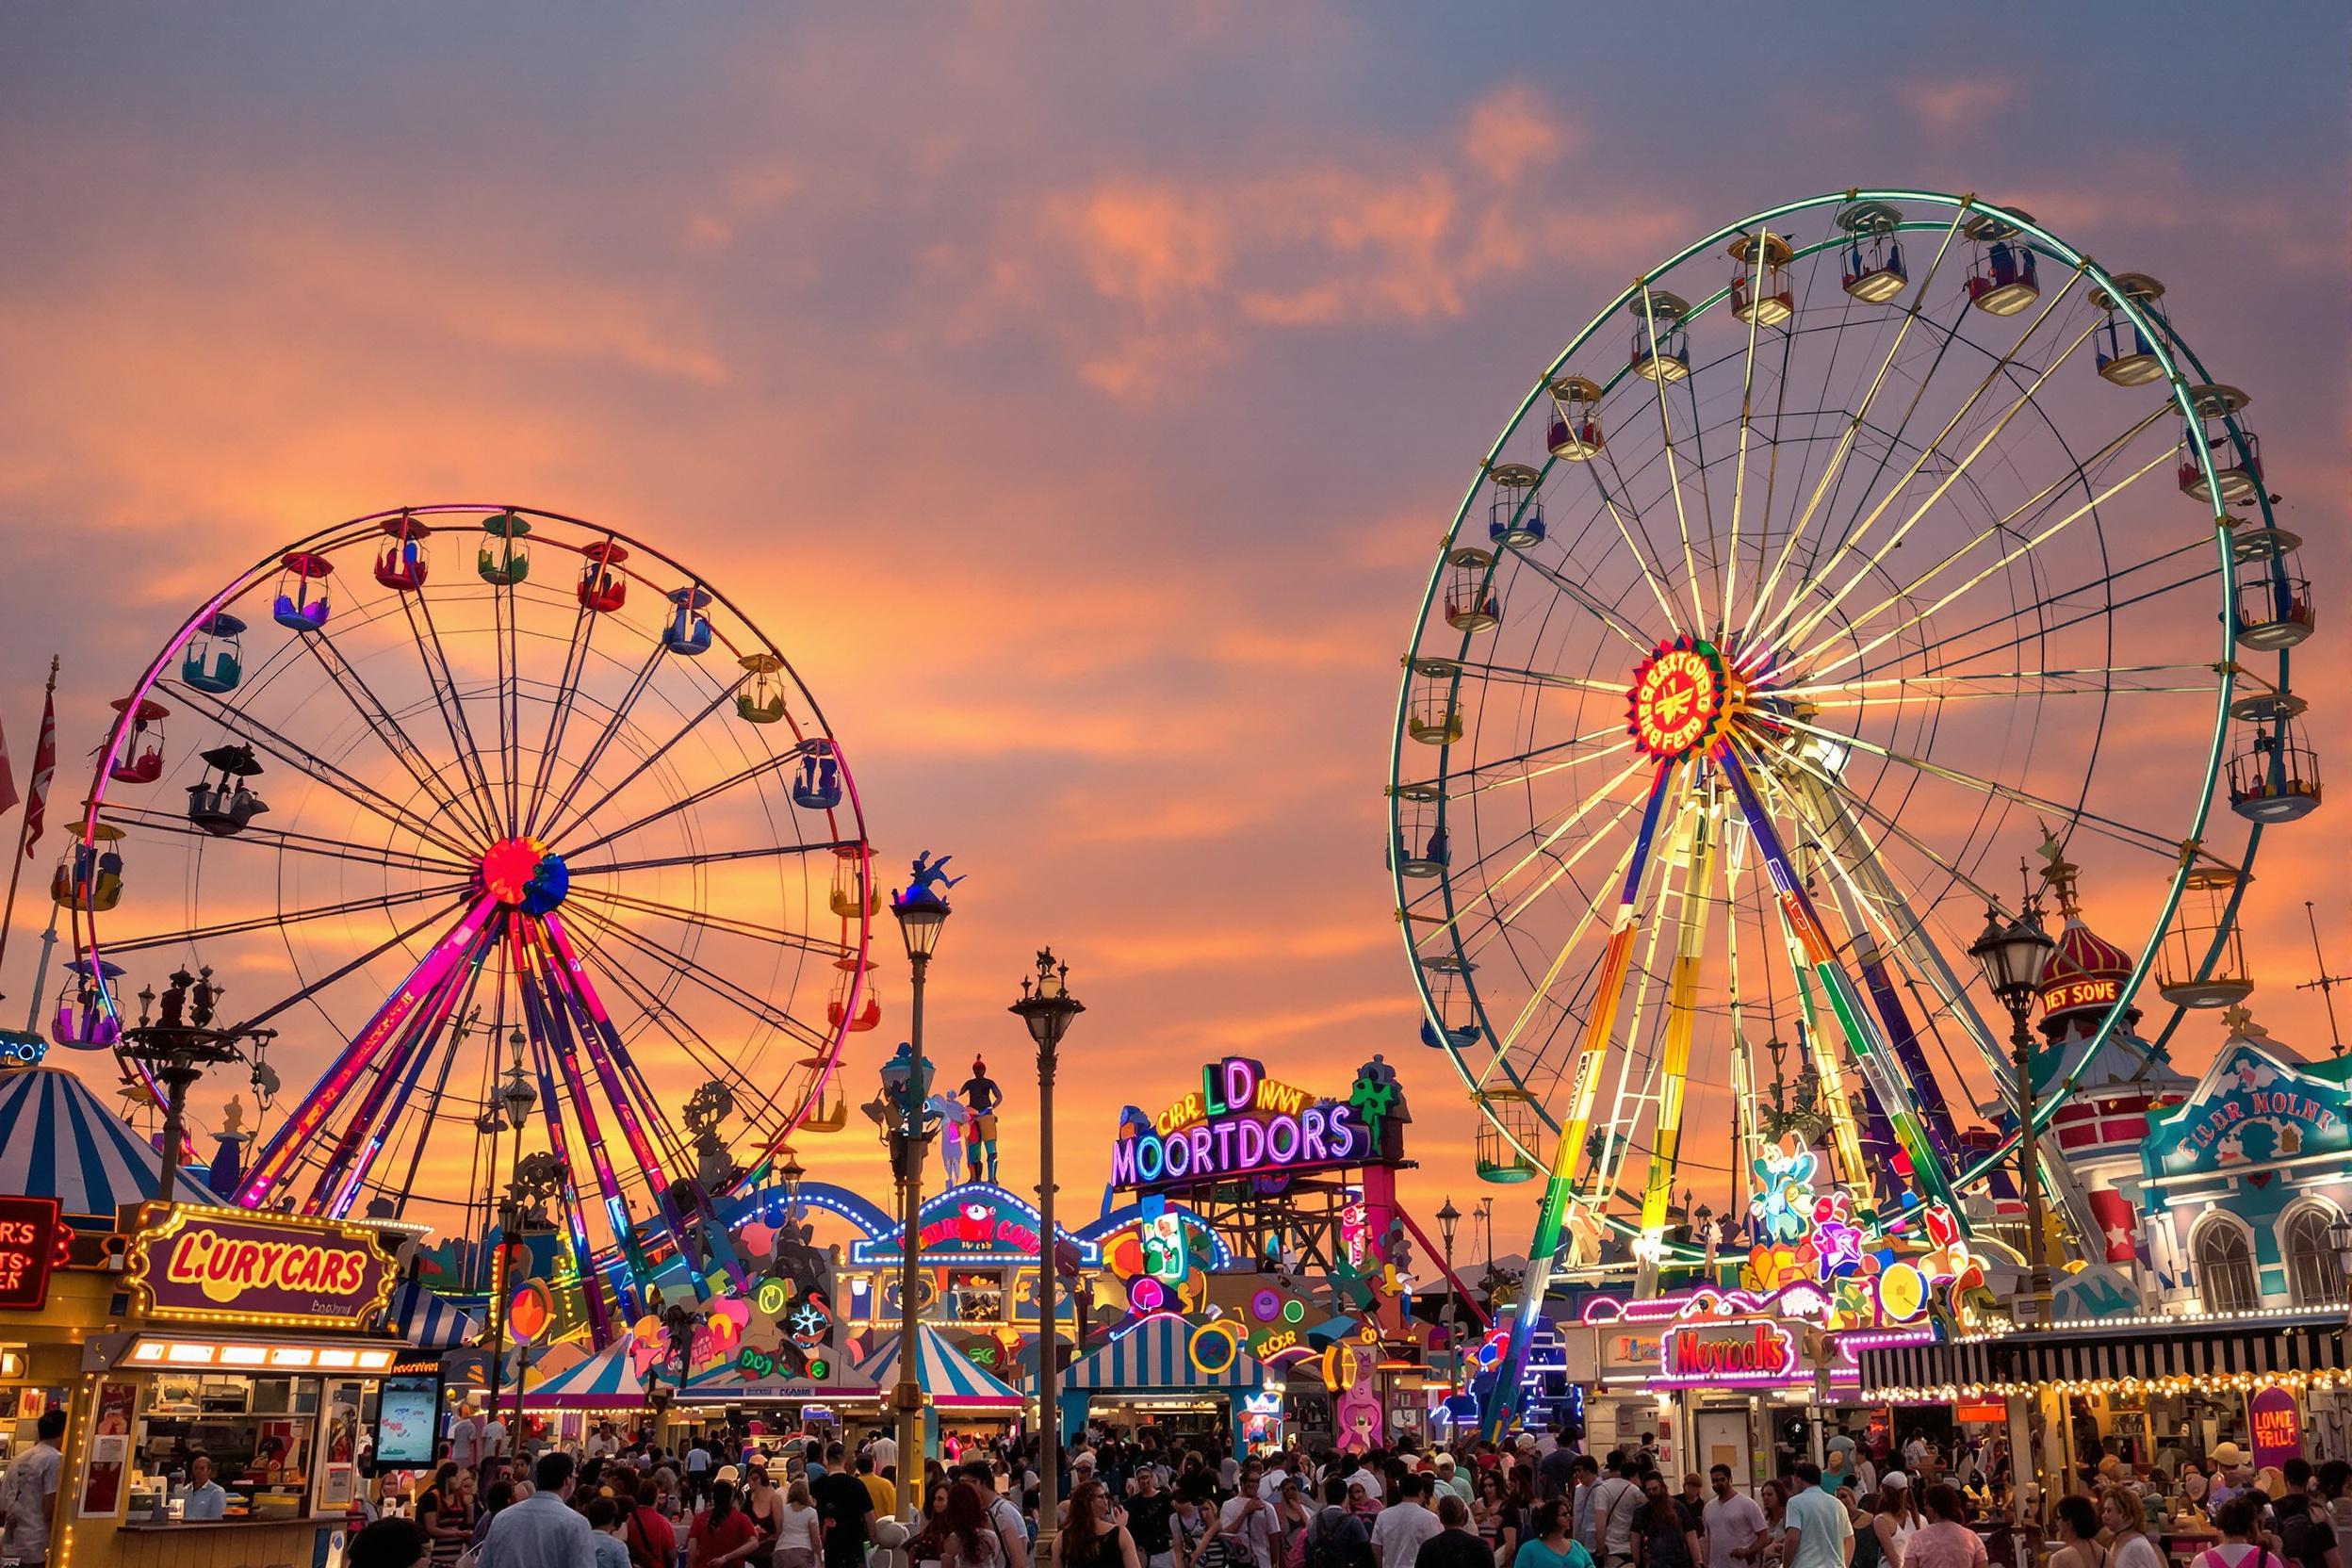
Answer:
[
  {"left": 854, "top": 1323, "right": 1023, "bottom": 1409},
  {"left": 0, "top": 1065, "right": 219, "bottom": 1220},
  {"left": 1861, "top": 1313, "right": 2352, "bottom": 1400},
  {"left": 526, "top": 1331, "right": 650, "bottom": 1409},
  {"left": 391, "top": 1282, "right": 482, "bottom": 1349},
  {"left": 1061, "top": 1315, "right": 1265, "bottom": 1393}
]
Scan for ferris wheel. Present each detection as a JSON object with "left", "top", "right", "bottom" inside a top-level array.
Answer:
[
  {"left": 68, "top": 505, "right": 874, "bottom": 1339},
  {"left": 1386, "top": 189, "right": 2314, "bottom": 1355}
]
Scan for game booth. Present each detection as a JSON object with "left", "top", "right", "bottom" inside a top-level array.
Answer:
[
  {"left": 58, "top": 1202, "right": 408, "bottom": 1568},
  {"left": 1056, "top": 1314, "right": 1271, "bottom": 1460}
]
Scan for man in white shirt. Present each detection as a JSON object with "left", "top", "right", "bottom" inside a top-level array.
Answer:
[
  {"left": 1, "top": 1410, "right": 66, "bottom": 1565},
  {"left": 866, "top": 1431, "right": 898, "bottom": 1478},
  {"left": 180, "top": 1454, "right": 230, "bottom": 1522},
  {"left": 481, "top": 1452, "right": 600, "bottom": 1568},
  {"left": 451, "top": 1407, "right": 484, "bottom": 1472},
  {"left": 486, "top": 1413, "right": 511, "bottom": 1461},
  {"left": 1370, "top": 1475, "right": 1444, "bottom": 1568},
  {"left": 1220, "top": 1468, "right": 1280, "bottom": 1568},
  {"left": 585, "top": 1423, "right": 618, "bottom": 1462},
  {"left": 959, "top": 1460, "right": 1031, "bottom": 1568},
  {"left": 1780, "top": 1462, "right": 1853, "bottom": 1568},
  {"left": 1587, "top": 1457, "right": 1644, "bottom": 1568},
  {"left": 1702, "top": 1465, "right": 1766, "bottom": 1568},
  {"left": 1346, "top": 1458, "right": 1384, "bottom": 1511}
]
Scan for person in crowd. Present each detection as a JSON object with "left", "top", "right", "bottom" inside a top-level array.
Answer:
[
  {"left": 859, "top": 1450, "right": 899, "bottom": 1524},
  {"left": 1782, "top": 1464, "right": 1852, "bottom": 1568},
  {"left": 1633, "top": 1474, "right": 1700, "bottom": 1568},
  {"left": 1127, "top": 1462, "right": 1177, "bottom": 1568},
  {"left": 583, "top": 1497, "right": 630, "bottom": 1568},
  {"left": 1415, "top": 1494, "right": 1490, "bottom": 1568},
  {"left": 960, "top": 1462, "right": 1033, "bottom": 1568},
  {"left": 1369, "top": 1474, "right": 1443, "bottom": 1568},
  {"left": 179, "top": 1452, "right": 230, "bottom": 1523},
  {"left": 1704, "top": 1465, "right": 1766, "bottom": 1568},
  {"left": 1308, "top": 1475, "right": 1377, "bottom": 1568},
  {"left": 690, "top": 1479, "right": 764, "bottom": 1568},
  {"left": 1873, "top": 1475, "right": 1920, "bottom": 1568},
  {"left": 481, "top": 1453, "right": 599, "bottom": 1568},
  {"left": 813, "top": 1445, "right": 876, "bottom": 1568},
  {"left": 2050, "top": 1496, "right": 2101, "bottom": 1568},
  {"left": 912, "top": 1482, "right": 955, "bottom": 1566},
  {"left": 1059, "top": 1480, "right": 1142, "bottom": 1568},
  {"left": 2102, "top": 1486, "right": 2166, "bottom": 1568},
  {"left": 1899, "top": 1487, "right": 1983, "bottom": 1568},
  {"left": 2276, "top": 1460, "right": 2338, "bottom": 1568},
  {"left": 431, "top": 1465, "right": 481, "bottom": 1564},
  {"left": 943, "top": 1478, "right": 1012, "bottom": 1568}
]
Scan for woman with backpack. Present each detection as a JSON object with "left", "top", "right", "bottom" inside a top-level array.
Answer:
[
  {"left": 1272, "top": 1478, "right": 1315, "bottom": 1568},
  {"left": 2196, "top": 1497, "right": 2292, "bottom": 1568}
]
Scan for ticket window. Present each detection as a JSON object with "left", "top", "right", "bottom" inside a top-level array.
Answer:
[{"left": 119, "top": 1372, "right": 370, "bottom": 1523}]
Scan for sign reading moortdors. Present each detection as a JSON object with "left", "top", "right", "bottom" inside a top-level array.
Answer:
[
  {"left": 126, "top": 1204, "right": 395, "bottom": 1327},
  {"left": 1111, "top": 1055, "right": 1395, "bottom": 1193}
]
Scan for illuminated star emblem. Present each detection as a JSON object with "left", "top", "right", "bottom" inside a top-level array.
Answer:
[{"left": 790, "top": 1303, "right": 826, "bottom": 1337}]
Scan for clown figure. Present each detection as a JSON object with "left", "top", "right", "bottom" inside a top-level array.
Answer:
[{"left": 962, "top": 1055, "right": 1003, "bottom": 1182}]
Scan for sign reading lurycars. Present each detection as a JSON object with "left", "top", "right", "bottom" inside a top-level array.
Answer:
[{"left": 124, "top": 1203, "right": 395, "bottom": 1329}]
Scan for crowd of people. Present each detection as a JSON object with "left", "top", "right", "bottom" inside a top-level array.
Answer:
[{"left": 329, "top": 1418, "right": 2352, "bottom": 1568}]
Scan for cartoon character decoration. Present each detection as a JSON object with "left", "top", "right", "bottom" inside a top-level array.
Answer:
[
  {"left": 1326, "top": 1335, "right": 1385, "bottom": 1452},
  {"left": 1339, "top": 1199, "right": 1371, "bottom": 1269},
  {"left": 925, "top": 1091, "right": 968, "bottom": 1184},
  {"left": 961, "top": 1055, "right": 1002, "bottom": 1183},
  {"left": 1348, "top": 1055, "right": 1411, "bottom": 1163},
  {"left": 685, "top": 1081, "right": 738, "bottom": 1197}
]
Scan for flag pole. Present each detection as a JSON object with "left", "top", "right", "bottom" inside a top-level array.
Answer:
[{"left": 0, "top": 656, "right": 60, "bottom": 988}]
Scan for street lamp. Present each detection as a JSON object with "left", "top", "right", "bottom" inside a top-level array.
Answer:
[
  {"left": 1969, "top": 903, "right": 2056, "bottom": 1325},
  {"left": 118, "top": 965, "right": 272, "bottom": 1202},
  {"left": 1436, "top": 1198, "right": 1462, "bottom": 1390},
  {"left": 483, "top": 1030, "right": 536, "bottom": 1473},
  {"left": 886, "top": 853, "right": 956, "bottom": 1505},
  {"left": 1009, "top": 949, "right": 1084, "bottom": 1550}
]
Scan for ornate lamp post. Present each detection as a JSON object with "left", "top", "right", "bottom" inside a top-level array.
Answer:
[
  {"left": 482, "top": 1033, "right": 536, "bottom": 1472},
  {"left": 118, "top": 965, "right": 273, "bottom": 1202},
  {"left": 1970, "top": 903, "right": 2057, "bottom": 1325},
  {"left": 1436, "top": 1197, "right": 1461, "bottom": 1389},
  {"left": 887, "top": 851, "right": 955, "bottom": 1501},
  {"left": 1009, "top": 949, "right": 1083, "bottom": 1549},
  {"left": 878, "top": 1039, "right": 937, "bottom": 1506}
]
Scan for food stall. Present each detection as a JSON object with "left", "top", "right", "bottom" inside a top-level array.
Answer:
[{"left": 57, "top": 1202, "right": 404, "bottom": 1568}]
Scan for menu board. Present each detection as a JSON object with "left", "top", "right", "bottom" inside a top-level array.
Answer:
[{"left": 372, "top": 1375, "right": 441, "bottom": 1470}]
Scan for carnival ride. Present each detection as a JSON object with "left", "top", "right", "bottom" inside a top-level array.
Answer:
[
  {"left": 1385, "top": 191, "right": 2317, "bottom": 1426},
  {"left": 70, "top": 505, "right": 874, "bottom": 1343}
]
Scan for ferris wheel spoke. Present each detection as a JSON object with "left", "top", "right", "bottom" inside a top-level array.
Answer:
[
  {"left": 169, "top": 681, "right": 479, "bottom": 861},
  {"left": 1788, "top": 422, "right": 2177, "bottom": 678},
  {"left": 231, "top": 894, "right": 483, "bottom": 1035},
  {"left": 1771, "top": 710, "right": 2177, "bottom": 858},
  {"left": 100, "top": 877, "right": 477, "bottom": 956},
  {"left": 1778, "top": 665, "right": 2213, "bottom": 709},
  {"left": 561, "top": 902, "right": 833, "bottom": 1053},
  {"left": 90, "top": 803, "right": 475, "bottom": 878},
  {"left": 554, "top": 745, "right": 804, "bottom": 859},
  {"left": 1908, "top": 547, "right": 2219, "bottom": 678},
  {"left": 1478, "top": 830, "right": 1642, "bottom": 1072},
  {"left": 397, "top": 587, "right": 508, "bottom": 839},
  {"left": 534, "top": 666, "right": 753, "bottom": 848},
  {"left": 1636, "top": 283, "right": 1709, "bottom": 631},
  {"left": 1409, "top": 753, "right": 1650, "bottom": 945},
  {"left": 1505, "top": 553, "right": 1654, "bottom": 653},
  {"left": 525, "top": 638, "right": 663, "bottom": 842},
  {"left": 564, "top": 837, "right": 860, "bottom": 878},
  {"left": 384, "top": 999, "right": 493, "bottom": 1222},
  {"left": 300, "top": 625, "right": 501, "bottom": 843},
  {"left": 522, "top": 593, "right": 606, "bottom": 841},
  {"left": 324, "top": 937, "right": 498, "bottom": 1218},
  {"left": 560, "top": 884, "right": 849, "bottom": 960},
  {"left": 1768, "top": 290, "right": 2098, "bottom": 655},
  {"left": 1457, "top": 782, "right": 1653, "bottom": 961},
  {"left": 1583, "top": 450, "right": 1688, "bottom": 637},
  {"left": 1741, "top": 206, "right": 1972, "bottom": 645}
]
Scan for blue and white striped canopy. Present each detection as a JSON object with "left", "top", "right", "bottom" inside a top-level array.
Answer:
[
  {"left": 527, "top": 1331, "right": 649, "bottom": 1409},
  {"left": 1062, "top": 1315, "right": 1265, "bottom": 1392},
  {"left": 391, "top": 1282, "right": 482, "bottom": 1348},
  {"left": 853, "top": 1323, "right": 1023, "bottom": 1408},
  {"left": 0, "top": 1066, "right": 218, "bottom": 1219}
]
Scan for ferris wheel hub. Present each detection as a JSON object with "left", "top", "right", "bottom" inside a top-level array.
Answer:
[
  {"left": 480, "top": 836, "right": 570, "bottom": 914},
  {"left": 1625, "top": 636, "right": 1742, "bottom": 763}
]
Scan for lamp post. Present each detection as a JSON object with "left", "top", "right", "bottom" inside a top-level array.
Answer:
[
  {"left": 889, "top": 857, "right": 953, "bottom": 1502},
  {"left": 118, "top": 965, "right": 272, "bottom": 1202},
  {"left": 1010, "top": 950, "right": 1084, "bottom": 1551},
  {"left": 1436, "top": 1198, "right": 1461, "bottom": 1389},
  {"left": 1969, "top": 904, "right": 2057, "bottom": 1326},
  {"left": 482, "top": 1032, "right": 536, "bottom": 1475}
]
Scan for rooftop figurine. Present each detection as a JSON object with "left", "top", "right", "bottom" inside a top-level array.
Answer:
[{"left": 896, "top": 849, "right": 964, "bottom": 908}]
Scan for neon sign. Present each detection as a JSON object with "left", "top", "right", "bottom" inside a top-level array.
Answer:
[
  {"left": 126, "top": 1204, "right": 393, "bottom": 1327},
  {"left": 1112, "top": 1056, "right": 1372, "bottom": 1192},
  {"left": 1660, "top": 1320, "right": 1796, "bottom": 1380},
  {"left": 2041, "top": 976, "right": 2121, "bottom": 1013},
  {"left": 1626, "top": 637, "right": 1729, "bottom": 761}
]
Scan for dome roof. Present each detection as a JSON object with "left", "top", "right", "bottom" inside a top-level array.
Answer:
[{"left": 2034, "top": 833, "right": 2139, "bottom": 1021}]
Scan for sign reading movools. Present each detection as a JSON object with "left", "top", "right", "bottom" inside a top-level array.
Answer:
[
  {"left": 125, "top": 1203, "right": 395, "bottom": 1328},
  {"left": 1111, "top": 1056, "right": 1402, "bottom": 1192}
]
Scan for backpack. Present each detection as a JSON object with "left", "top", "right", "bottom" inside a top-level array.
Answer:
[{"left": 1309, "top": 1507, "right": 1372, "bottom": 1568}]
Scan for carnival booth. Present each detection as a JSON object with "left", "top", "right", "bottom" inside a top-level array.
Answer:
[
  {"left": 855, "top": 1322, "right": 1023, "bottom": 1447},
  {"left": 59, "top": 1201, "right": 407, "bottom": 1568},
  {"left": 1056, "top": 1315, "right": 1269, "bottom": 1460},
  {"left": 676, "top": 1347, "right": 883, "bottom": 1441}
]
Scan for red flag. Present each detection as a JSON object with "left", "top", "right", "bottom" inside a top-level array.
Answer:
[
  {"left": 0, "top": 702, "right": 17, "bottom": 819},
  {"left": 21, "top": 687, "right": 55, "bottom": 858}
]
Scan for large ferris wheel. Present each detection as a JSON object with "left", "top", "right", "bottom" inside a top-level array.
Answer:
[
  {"left": 65, "top": 505, "right": 874, "bottom": 1341},
  {"left": 1386, "top": 190, "right": 2315, "bottom": 1396}
]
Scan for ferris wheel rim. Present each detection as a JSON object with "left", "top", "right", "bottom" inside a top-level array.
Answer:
[
  {"left": 75, "top": 502, "right": 873, "bottom": 1214},
  {"left": 1388, "top": 188, "right": 2281, "bottom": 1241}
]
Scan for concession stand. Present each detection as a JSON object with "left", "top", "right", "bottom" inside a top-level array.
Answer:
[{"left": 57, "top": 1202, "right": 406, "bottom": 1568}]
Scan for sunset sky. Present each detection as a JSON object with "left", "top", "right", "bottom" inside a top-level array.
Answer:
[{"left": 0, "top": 3, "right": 2344, "bottom": 1254}]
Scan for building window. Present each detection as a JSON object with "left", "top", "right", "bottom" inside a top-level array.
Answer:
[
  {"left": 2196, "top": 1219, "right": 2259, "bottom": 1312},
  {"left": 2284, "top": 1208, "right": 2346, "bottom": 1306}
]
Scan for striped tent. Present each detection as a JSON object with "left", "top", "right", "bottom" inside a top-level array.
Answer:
[
  {"left": 0, "top": 1065, "right": 218, "bottom": 1221},
  {"left": 390, "top": 1282, "right": 482, "bottom": 1348},
  {"left": 526, "top": 1331, "right": 650, "bottom": 1410},
  {"left": 1061, "top": 1315, "right": 1266, "bottom": 1392},
  {"left": 854, "top": 1323, "right": 1023, "bottom": 1409}
]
